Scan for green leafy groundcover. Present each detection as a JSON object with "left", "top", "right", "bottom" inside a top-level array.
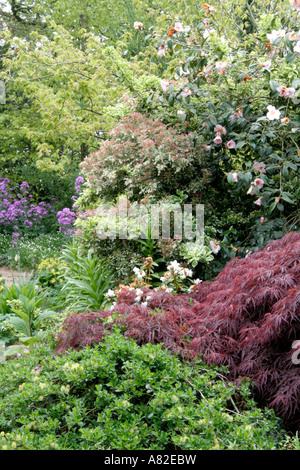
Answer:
[{"left": 0, "top": 331, "right": 287, "bottom": 450}]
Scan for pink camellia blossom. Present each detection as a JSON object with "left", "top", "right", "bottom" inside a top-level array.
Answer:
[
  {"left": 253, "top": 161, "right": 266, "bottom": 173},
  {"left": 181, "top": 87, "right": 192, "bottom": 97},
  {"left": 225, "top": 140, "right": 236, "bottom": 149},
  {"left": 174, "top": 22, "right": 184, "bottom": 32},
  {"left": 214, "top": 135, "right": 222, "bottom": 144},
  {"left": 214, "top": 124, "right": 227, "bottom": 135},
  {"left": 259, "top": 60, "right": 272, "bottom": 68},
  {"left": 232, "top": 172, "right": 238, "bottom": 182},
  {"left": 267, "top": 105, "right": 281, "bottom": 120},
  {"left": 254, "top": 198, "right": 262, "bottom": 206},
  {"left": 161, "top": 79, "right": 169, "bottom": 91},
  {"left": 266, "top": 29, "right": 286, "bottom": 44},
  {"left": 253, "top": 177, "right": 264, "bottom": 189},
  {"left": 210, "top": 240, "right": 221, "bottom": 254},
  {"left": 158, "top": 44, "right": 166, "bottom": 57},
  {"left": 290, "top": 0, "right": 300, "bottom": 11},
  {"left": 247, "top": 185, "right": 255, "bottom": 195},
  {"left": 277, "top": 85, "right": 296, "bottom": 98},
  {"left": 260, "top": 217, "right": 265, "bottom": 224}
]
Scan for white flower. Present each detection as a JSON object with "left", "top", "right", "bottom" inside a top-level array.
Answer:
[
  {"left": 177, "top": 110, "right": 185, "bottom": 116},
  {"left": 185, "top": 269, "right": 193, "bottom": 277},
  {"left": 210, "top": 240, "right": 221, "bottom": 254},
  {"left": 266, "top": 105, "right": 281, "bottom": 120},
  {"left": 266, "top": 29, "right": 286, "bottom": 44},
  {"left": 160, "top": 276, "right": 167, "bottom": 283},
  {"left": 294, "top": 41, "right": 300, "bottom": 53},
  {"left": 135, "top": 296, "right": 141, "bottom": 303},
  {"left": 0, "top": 39, "right": 5, "bottom": 47},
  {"left": 105, "top": 289, "right": 115, "bottom": 298},
  {"left": 167, "top": 260, "right": 181, "bottom": 273},
  {"left": 194, "top": 279, "right": 203, "bottom": 284},
  {"left": 141, "top": 302, "right": 148, "bottom": 307},
  {"left": 110, "top": 303, "right": 116, "bottom": 311},
  {"left": 134, "top": 21, "right": 143, "bottom": 30},
  {"left": 174, "top": 22, "right": 184, "bottom": 32}
]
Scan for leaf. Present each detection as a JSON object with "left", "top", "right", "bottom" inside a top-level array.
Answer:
[
  {"left": 269, "top": 80, "right": 279, "bottom": 91},
  {"left": 281, "top": 192, "right": 294, "bottom": 204},
  {"left": 33, "top": 310, "right": 57, "bottom": 327},
  {"left": 19, "top": 336, "right": 40, "bottom": 346},
  {"left": 9, "top": 316, "right": 30, "bottom": 336},
  {"left": 4, "top": 346, "right": 25, "bottom": 357}
]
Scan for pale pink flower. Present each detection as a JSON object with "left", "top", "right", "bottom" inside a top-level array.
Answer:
[
  {"left": 134, "top": 21, "right": 143, "bottom": 30},
  {"left": 203, "top": 19, "right": 210, "bottom": 28},
  {"left": 174, "top": 22, "right": 184, "bottom": 32},
  {"left": 287, "top": 31, "right": 298, "bottom": 41},
  {"left": 205, "top": 145, "right": 212, "bottom": 152},
  {"left": 214, "top": 124, "right": 227, "bottom": 135},
  {"left": 214, "top": 135, "right": 222, "bottom": 144},
  {"left": 267, "top": 105, "right": 281, "bottom": 120},
  {"left": 210, "top": 240, "right": 220, "bottom": 254},
  {"left": 260, "top": 217, "right": 265, "bottom": 224},
  {"left": 253, "top": 177, "right": 264, "bottom": 189},
  {"left": 253, "top": 162, "right": 266, "bottom": 173},
  {"left": 181, "top": 87, "right": 192, "bottom": 97},
  {"left": 254, "top": 198, "right": 262, "bottom": 206},
  {"left": 232, "top": 172, "right": 238, "bottom": 182},
  {"left": 277, "top": 85, "right": 295, "bottom": 98},
  {"left": 294, "top": 41, "right": 300, "bottom": 53},
  {"left": 247, "top": 185, "right": 255, "bottom": 195},
  {"left": 158, "top": 45, "right": 166, "bottom": 57},
  {"left": 266, "top": 29, "right": 286, "bottom": 44},
  {"left": 259, "top": 60, "right": 271, "bottom": 68},
  {"left": 202, "top": 122, "right": 206, "bottom": 128},
  {"left": 225, "top": 140, "right": 236, "bottom": 149},
  {"left": 161, "top": 79, "right": 169, "bottom": 91},
  {"left": 290, "top": 0, "right": 300, "bottom": 11}
]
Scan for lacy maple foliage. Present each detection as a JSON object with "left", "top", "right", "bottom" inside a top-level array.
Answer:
[{"left": 55, "top": 232, "right": 300, "bottom": 429}]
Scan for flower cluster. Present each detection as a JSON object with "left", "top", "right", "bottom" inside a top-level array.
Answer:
[{"left": 0, "top": 176, "right": 57, "bottom": 240}]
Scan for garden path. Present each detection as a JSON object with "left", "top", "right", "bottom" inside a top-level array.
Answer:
[{"left": 0, "top": 266, "right": 32, "bottom": 288}]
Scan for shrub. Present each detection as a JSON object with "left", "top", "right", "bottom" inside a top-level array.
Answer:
[
  {"left": 79, "top": 112, "right": 208, "bottom": 202},
  {"left": 0, "top": 332, "right": 287, "bottom": 450},
  {"left": 55, "top": 232, "right": 300, "bottom": 430},
  {"left": 187, "top": 231, "right": 300, "bottom": 430}
]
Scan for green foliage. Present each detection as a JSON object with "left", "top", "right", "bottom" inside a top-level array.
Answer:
[
  {"left": 0, "top": 279, "right": 56, "bottom": 345},
  {"left": 60, "top": 242, "right": 114, "bottom": 312},
  {"left": 0, "top": 331, "right": 288, "bottom": 450}
]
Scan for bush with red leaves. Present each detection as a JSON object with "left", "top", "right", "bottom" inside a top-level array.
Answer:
[
  {"left": 55, "top": 232, "right": 300, "bottom": 429},
  {"left": 187, "top": 231, "right": 300, "bottom": 430}
]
